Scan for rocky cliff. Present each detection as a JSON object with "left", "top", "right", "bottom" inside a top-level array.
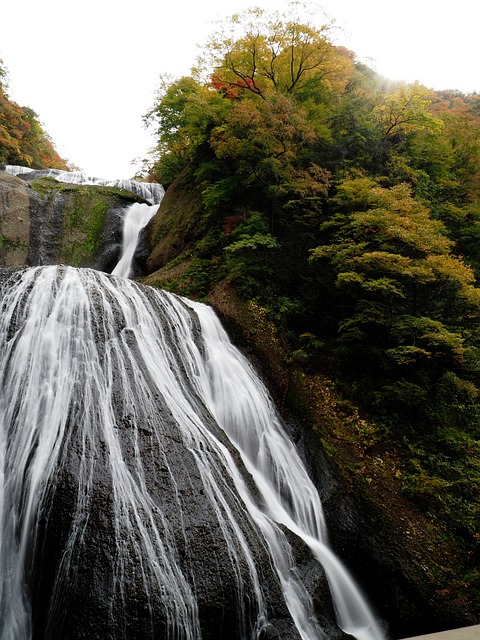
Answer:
[
  {"left": 0, "top": 170, "right": 148, "bottom": 273},
  {"left": 0, "top": 265, "right": 351, "bottom": 640},
  {"left": 0, "top": 171, "right": 30, "bottom": 266}
]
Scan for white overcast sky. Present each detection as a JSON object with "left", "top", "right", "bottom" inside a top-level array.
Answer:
[{"left": 1, "top": 0, "right": 478, "bottom": 179}]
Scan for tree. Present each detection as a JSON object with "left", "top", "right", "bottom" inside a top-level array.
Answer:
[
  {"left": 0, "top": 60, "right": 68, "bottom": 169},
  {"left": 310, "top": 176, "right": 480, "bottom": 432},
  {"left": 142, "top": 4, "right": 480, "bottom": 572},
  {"left": 365, "top": 82, "right": 449, "bottom": 193},
  {"left": 210, "top": 90, "right": 319, "bottom": 188},
  {"left": 373, "top": 82, "right": 444, "bottom": 140},
  {"left": 200, "top": 4, "right": 353, "bottom": 101},
  {"left": 0, "top": 58, "right": 7, "bottom": 85},
  {"left": 143, "top": 75, "right": 231, "bottom": 184},
  {"left": 432, "top": 92, "right": 480, "bottom": 202}
]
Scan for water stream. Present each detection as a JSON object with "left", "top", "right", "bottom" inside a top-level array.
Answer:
[
  {"left": 190, "top": 301, "right": 385, "bottom": 640},
  {"left": 4, "top": 165, "right": 164, "bottom": 205},
  {"left": 111, "top": 202, "right": 161, "bottom": 278},
  {"left": 0, "top": 167, "right": 386, "bottom": 639}
]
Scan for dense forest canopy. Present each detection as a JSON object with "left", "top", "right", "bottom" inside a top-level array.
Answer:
[
  {"left": 143, "top": 2, "right": 480, "bottom": 591},
  {"left": 0, "top": 59, "right": 69, "bottom": 169}
]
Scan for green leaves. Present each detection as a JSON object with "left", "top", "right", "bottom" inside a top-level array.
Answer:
[
  {"left": 224, "top": 231, "right": 279, "bottom": 253},
  {"left": 201, "top": 176, "right": 242, "bottom": 212},
  {"left": 388, "top": 316, "right": 466, "bottom": 365},
  {"left": 373, "top": 82, "right": 444, "bottom": 139},
  {"left": 310, "top": 175, "right": 480, "bottom": 437},
  {"left": 222, "top": 212, "right": 279, "bottom": 296},
  {"left": 139, "top": 6, "right": 480, "bottom": 573},
  {"left": 143, "top": 75, "right": 230, "bottom": 184}
]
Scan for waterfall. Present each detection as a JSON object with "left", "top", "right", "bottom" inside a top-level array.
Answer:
[
  {"left": 112, "top": 202, "right": 161, "bottom": 278},
  {"left": 189, "top": 301, "right": 385, "bottom": 640},
  {"left": 3, "top": 165, "right": 165, "bottom": 205},
  {"left": 4, "top": 163, "right": 164, "bottom": 279},
  {"left": 0, "top": 265, "right": 385, "bottom": 640},
  {"left": 0, "top": 164, "right": 384, "bottom": 639}
]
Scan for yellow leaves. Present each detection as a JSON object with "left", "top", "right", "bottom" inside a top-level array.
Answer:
[
  {"left": 356, "top": 207, "right": 452, "bottom": 255},
  {"left": 0, "top": 123, "right": 22, "bottom": 162},
  {"left": 355, "top": 251, "right": 415, "bottom": 274},
  {"left": 204, "top": 4, "right": 353, "bottom": 101},
  {"left": 284, "top": 163, "right": 330, "bottom": 198},
  {"left": 425, "top": 253, "right": 476, "bottom": 287},
  {"left": 373, "top": 82, "right": 444, "bottom": 138},
  {"left": 386, "top": 344, "right": 433, "bottom": 365},
  {"left": 312, "top": 175, "right": 480, "bottom": 343},
  {"left": 332, "top": 175, "right": 378, "bottom": 209},
  {"left": 333, "top": 250, "right": 480, "bottom": 310},
  {"left": 336, "top": 270, "right": 364, "bottom": 286},
  {"left": 210, "top": 92, "right": 316, "bottom": 177},
  {"left": 309, "top": 243, "right": 333, "bottom": 260},
  {"left": 431, "top": 94, "right": 480, "bottom": 200},
  {"left": 334, "top": 179, "right": 453, "bottom": 257}
]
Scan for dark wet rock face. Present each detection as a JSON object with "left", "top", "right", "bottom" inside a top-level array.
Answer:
[
  {"left": 0, "top": 266, "right": 353, "bottom": 640},
  {"left": 0, "top": 171, "right": 151, "bottom": 274}
]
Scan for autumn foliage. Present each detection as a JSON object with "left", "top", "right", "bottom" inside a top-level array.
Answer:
[
  {"left": 0, "top": 61, "right": 69, "bottom": 169},
  {"left": 144, "top": 4, "right": 480, "bottom": 579}
]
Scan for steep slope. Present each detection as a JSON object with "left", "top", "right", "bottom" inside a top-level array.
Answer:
[
  {"left": 0, "top": 171, "right": 148, "bottom": 272},
  {"left": 0, "top": 171, "right": 30, "bottom": 266},
  {"left": 143, "top": 167, "right": 480, "bottom": 639}
]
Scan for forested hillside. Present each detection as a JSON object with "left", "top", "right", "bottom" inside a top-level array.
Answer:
[
  {"left": 0, "top": 59, "right": 68, "bottom": 169},
  {"left": 1, "top": 3, "right": 478, "bottom": 632},
  {"left": 143, "top": 4, "right": 480, "bottom": 617}
]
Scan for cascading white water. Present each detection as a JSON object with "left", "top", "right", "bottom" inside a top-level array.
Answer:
[
  {"left": 188, "top": 301, "right": 385, "bottom": 640},
  {"left": 4, "top": 163, "right": 164, "bottom": 280},
  {"left": 0, "top": 267, "right": 265, "bottom": 640},
  {"left": 3, "top": 165, "right": 165, "bottom": 205},
  {"left": 0, "top": 164, "right": 384, "bottom": 639},
  {"left": 111, "top": 202, "right": 161, "bottom": 278},
  {"left": 0, "top": 264, "right": 385, "bottom": 640}
]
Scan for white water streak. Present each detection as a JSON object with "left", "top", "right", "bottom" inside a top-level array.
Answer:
[
  {"left": 4, "top": 165, "right": 165, "bottom": 205},
  {"left": 0, "top": 267, "right": 264, "bottom": 639},
  {"left": 111, "top": 202, "right": 160, "bottom": 278},
  {"left": 188, "top": 300, "right": 385, "bottom": 640},
  {"left": 0, "top": 266, "right": 385, "bottom": 640}
]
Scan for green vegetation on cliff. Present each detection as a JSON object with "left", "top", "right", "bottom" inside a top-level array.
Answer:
[
  {"left": 30, "top": 177, "right": 142, "bottom": 267},
  {"left": 143, "top": 3, "right": 480, "bottom": 619}
]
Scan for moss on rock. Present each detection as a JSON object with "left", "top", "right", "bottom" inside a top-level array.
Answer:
[{"left": 29, "top": 178, "right": 145, "bottom": 269}]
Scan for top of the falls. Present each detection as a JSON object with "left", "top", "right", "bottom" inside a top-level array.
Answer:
[{"left": 2, "top": 164, "right": 164, "bottom": 205}]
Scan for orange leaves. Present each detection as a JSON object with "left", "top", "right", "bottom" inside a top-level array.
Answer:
[{"left": 0, "top": 76, "right": 68, "bottom": 168}]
